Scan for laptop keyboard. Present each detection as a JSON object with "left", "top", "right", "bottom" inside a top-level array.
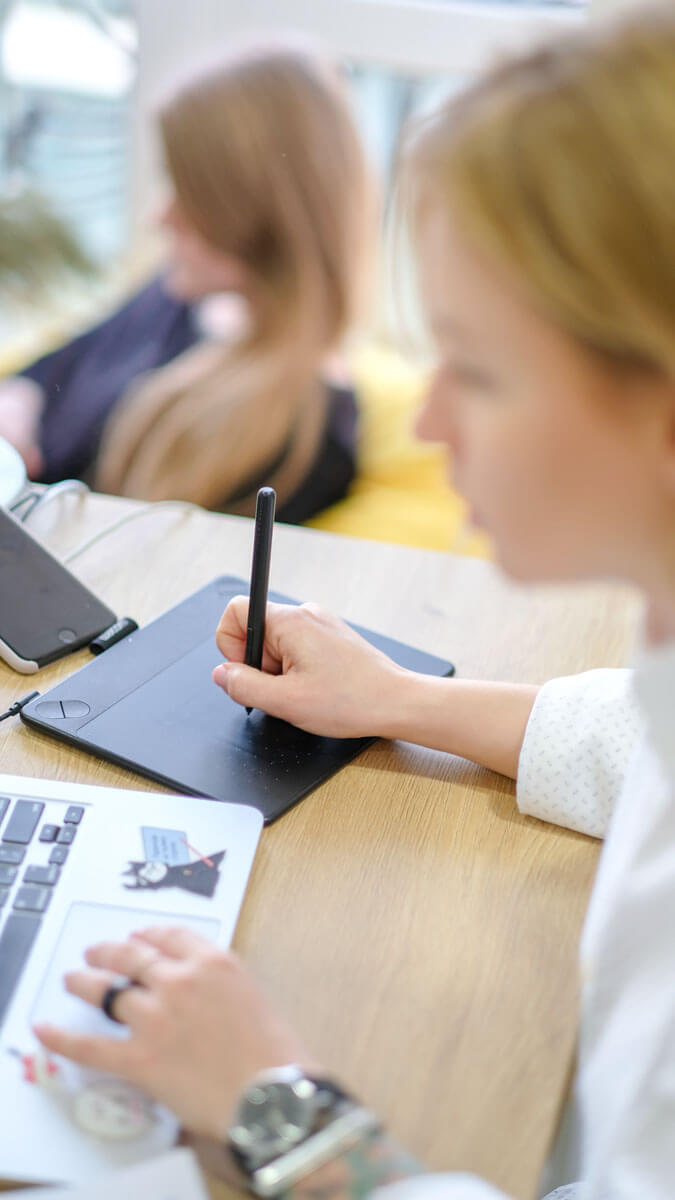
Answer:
[{"left": 0, "top": 795, "right": 84, "bottom": 1026}]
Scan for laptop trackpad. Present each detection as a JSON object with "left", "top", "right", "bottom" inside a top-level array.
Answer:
[{"left": 31, "top": 901, "right": 220, "bottom": 1037}]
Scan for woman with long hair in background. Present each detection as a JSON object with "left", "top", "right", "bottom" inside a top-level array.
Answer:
[{"left": 0, "top": 41, "right": 372, "bottom": 520}]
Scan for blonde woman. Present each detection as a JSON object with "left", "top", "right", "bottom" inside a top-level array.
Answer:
[
  {"left": 2, "top": 41, "right": 371, "bottom": 519},
  {"left": 36, "top": 7, "right": 675, "bottom": 1200}
]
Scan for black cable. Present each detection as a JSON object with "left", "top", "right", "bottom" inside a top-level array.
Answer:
[{"left": 0, "top": 691, "right": 40, "bottom": 723}]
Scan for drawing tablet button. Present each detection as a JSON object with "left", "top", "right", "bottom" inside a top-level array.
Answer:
[
  {"left": 57, "top": 629, "right": 77, "bottom": 644},
  {"left": 36, "top": 701, "right": 65, "bottom": 719},
  {"left": 61, "top": 700, "right": 91, "bottom": 718}
]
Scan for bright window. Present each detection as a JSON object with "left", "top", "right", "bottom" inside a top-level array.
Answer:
[
  {"left": 0, "top": 0, "right": 136, "bottom": 264},
  {"left": 0, "top": 0, "right": 588, "bottom": 286}
]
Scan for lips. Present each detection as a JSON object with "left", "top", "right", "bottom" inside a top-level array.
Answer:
[{"left": 467, "top": 505, "right": 485, "bottom": 531}]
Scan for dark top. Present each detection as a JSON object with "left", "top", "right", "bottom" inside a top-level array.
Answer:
[{"left": 21, "top": 276, "right": 358, "bottom": 524}]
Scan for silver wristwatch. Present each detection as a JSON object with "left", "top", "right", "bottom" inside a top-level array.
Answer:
[{"left": 227, "top": 1065, "right": 380, "bottom": 1197}]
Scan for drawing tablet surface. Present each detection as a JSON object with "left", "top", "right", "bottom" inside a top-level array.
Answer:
[{"left": 21, "top": 576, "right": 455, "bottom": 822}]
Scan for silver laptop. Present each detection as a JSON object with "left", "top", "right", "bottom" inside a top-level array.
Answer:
[{"left": 0, "top": 772, "right": 262, "bottom": 1186}]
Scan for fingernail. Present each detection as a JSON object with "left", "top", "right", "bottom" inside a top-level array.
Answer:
[{"left": 213, "top": 664, "right": 229, "bottom": 688}]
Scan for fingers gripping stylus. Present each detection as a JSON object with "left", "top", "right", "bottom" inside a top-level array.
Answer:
[{"left": 243, "top": 488, "right": 276, "bottom": 714}]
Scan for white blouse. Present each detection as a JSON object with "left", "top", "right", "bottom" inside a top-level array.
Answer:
[{"left": 375, "top": 645, "right": 675, "bottom": 1200}]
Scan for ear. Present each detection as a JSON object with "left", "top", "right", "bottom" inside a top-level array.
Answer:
[
  {"left": 624, "top": 370, "right": 675, "bottom": 495},
  {"left": 643, "top": 374, "right": 675, "bottom": 502},
  {"left": 664, "top": 380, "right": 675, "bottom": 498}
]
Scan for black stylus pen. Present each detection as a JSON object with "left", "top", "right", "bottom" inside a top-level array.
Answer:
[{"left": 244, "top": 487, "right": 276, "bottom": 714}]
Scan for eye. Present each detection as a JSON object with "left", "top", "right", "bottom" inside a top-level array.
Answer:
[{"left": 451, "top": 363, "right": 495, "bottom": 392}]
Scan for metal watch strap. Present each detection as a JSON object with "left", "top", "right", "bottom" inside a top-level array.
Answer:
[{"left": 250, "top": 1104, "right": 381, "bottom": 1197}]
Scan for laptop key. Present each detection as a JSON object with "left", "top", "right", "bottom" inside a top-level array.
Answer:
[
  {"left": 0, "top": 845, "right": 25, "bottom": 866},
  {"left": 0, "top": 798, "right": 9, "bottom": 827},
  {"left": 0, "top": 887, "right": 8, "bottom": 908},
  {"left": 3, "top": 801, "right": 45, "bottom": 845},
  {"left": 56, "top": 826, "right": 76, "bottom": 846},
  {"left": 13, "top": 885, "right": 51, "bottom": 914},
  {"left": 0, "top": 913, "right": 42, "bottom": 1024},
  {"left": 0, "top": 865, "right": 18, "bottom": 887},
  {"left": 39, "top": 824, "right": 60, "bottom": 843},
  {"left": 23, "top": 865, "right": 60, "bottom": 887},
  {"left": 64, "top": 806, "right": 84, "bottom": 825},
  {"left": 48, "top": 846, "right": 69, "bottom": 866}
]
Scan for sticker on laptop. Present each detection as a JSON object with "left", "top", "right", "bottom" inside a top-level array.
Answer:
[
  {"left": 7, "top": 1046, "right": 61, "bottom": 1090},
  {"left": 8, "top": 1048, "right": 156, "bottom": 1140},
  {"left": 72, "top": 1077, "right": 156, "bottom": 1140},
  {"left": 141, "top": 826, "right": 191, "bottom": 866},
  {"left": 123, "top": 829, "right": 225, "bottom": 898}
]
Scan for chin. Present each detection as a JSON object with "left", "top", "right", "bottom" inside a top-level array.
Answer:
[
  {"left": 162, "top": 266, "right": 205, "bottom": 303},
  {"left": 496, "top": 543, "right": 605, "bottom": 588},
  {"left": 492, "top": 540, "right": 573, "bottom": 586}
]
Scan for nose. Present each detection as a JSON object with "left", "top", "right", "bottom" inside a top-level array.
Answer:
[
  {"left": 156, "top": 193, "right": 180, "bottom": 230},
  {"left": 415, "top": 365, "right": 457, "bottom": 448}
]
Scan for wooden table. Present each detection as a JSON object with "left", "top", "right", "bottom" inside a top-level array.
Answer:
[{"left": 0, "top": 492, "right": 641, "bottom": 1199}]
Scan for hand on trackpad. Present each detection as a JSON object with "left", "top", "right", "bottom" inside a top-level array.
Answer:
[{"left": 31, "top": 901, "right": 220, "bottom": 1037}]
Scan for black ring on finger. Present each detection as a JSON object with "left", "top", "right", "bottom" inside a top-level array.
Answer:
[{"left": 101, "top": 982, "right": 139, "bottom": 1025}]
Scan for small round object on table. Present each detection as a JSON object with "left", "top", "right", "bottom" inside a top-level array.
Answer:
[{"left": 72, "top": 1078, "right": 155, "bottom": 1141}]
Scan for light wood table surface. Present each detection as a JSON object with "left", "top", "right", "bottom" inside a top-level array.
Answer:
[{"left": 0, "top": 492, "right": 641, "bottom": 1199}]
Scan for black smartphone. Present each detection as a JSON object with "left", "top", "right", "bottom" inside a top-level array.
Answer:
[{"left": 0, "top": 507, "right": 116, "bottom": 673}]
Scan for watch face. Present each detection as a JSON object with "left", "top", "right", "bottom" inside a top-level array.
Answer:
[{"left": 231, "top": 1078, "right": 317, "bottom": 1164}]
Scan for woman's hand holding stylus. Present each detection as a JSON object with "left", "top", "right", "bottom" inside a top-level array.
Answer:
[
  {"left": 214, "top": 597, "right": 538, "bottom": 780},
  {"left": 213, "top": 598, "right": 410, "bottom": 739}
]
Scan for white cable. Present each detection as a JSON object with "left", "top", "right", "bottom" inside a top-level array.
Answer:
[
  {"left": 62, "top": 499, "right": 199, "bottom": 565},
  {"left": 11, "top": 479, "right": 90, "bottom": 521},
  {"left": 25, "top": 479, "right": 90, "bottom": 519}
]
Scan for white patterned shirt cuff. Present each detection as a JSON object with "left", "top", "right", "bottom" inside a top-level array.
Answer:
[{"left": 516, "top": 668, "right": 642, "bottom": 838}]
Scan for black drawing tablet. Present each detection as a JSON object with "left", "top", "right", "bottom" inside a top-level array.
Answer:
[{"left": 21, "top": 576, "right": 455, "bottom": 823}]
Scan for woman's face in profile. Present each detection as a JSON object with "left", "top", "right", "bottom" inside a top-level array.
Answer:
[
  {"left": 414, "top": 202, "right": 660, "bottom": 588},
  {"left": 159, "top": 194, "right": 248, "bottom": 302}
]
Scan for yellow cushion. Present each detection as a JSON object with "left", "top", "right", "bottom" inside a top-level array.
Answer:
[
  {"left": 0, "top": 321, "right": 76, "bottom": 381},
  {"left": 0, "top": 345, "right": 37, "bottom": 378},
  {"left": 307, "top": 344, "right": 491, "bottom": 556}
]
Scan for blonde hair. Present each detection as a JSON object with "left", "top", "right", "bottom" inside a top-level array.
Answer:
[
  {"left": 96, "top": 41, "right": 372, "bottom": 510},
  {"left": 405, "top": 5, "right": 675, "bottom": 379}
]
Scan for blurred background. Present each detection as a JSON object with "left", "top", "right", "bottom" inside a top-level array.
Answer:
[
  {"left": 0, "top": 0, "right": 588, "bottom": 345},
  {"left": 0, "top": 0, "right": 591, "bottom": 547}
]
